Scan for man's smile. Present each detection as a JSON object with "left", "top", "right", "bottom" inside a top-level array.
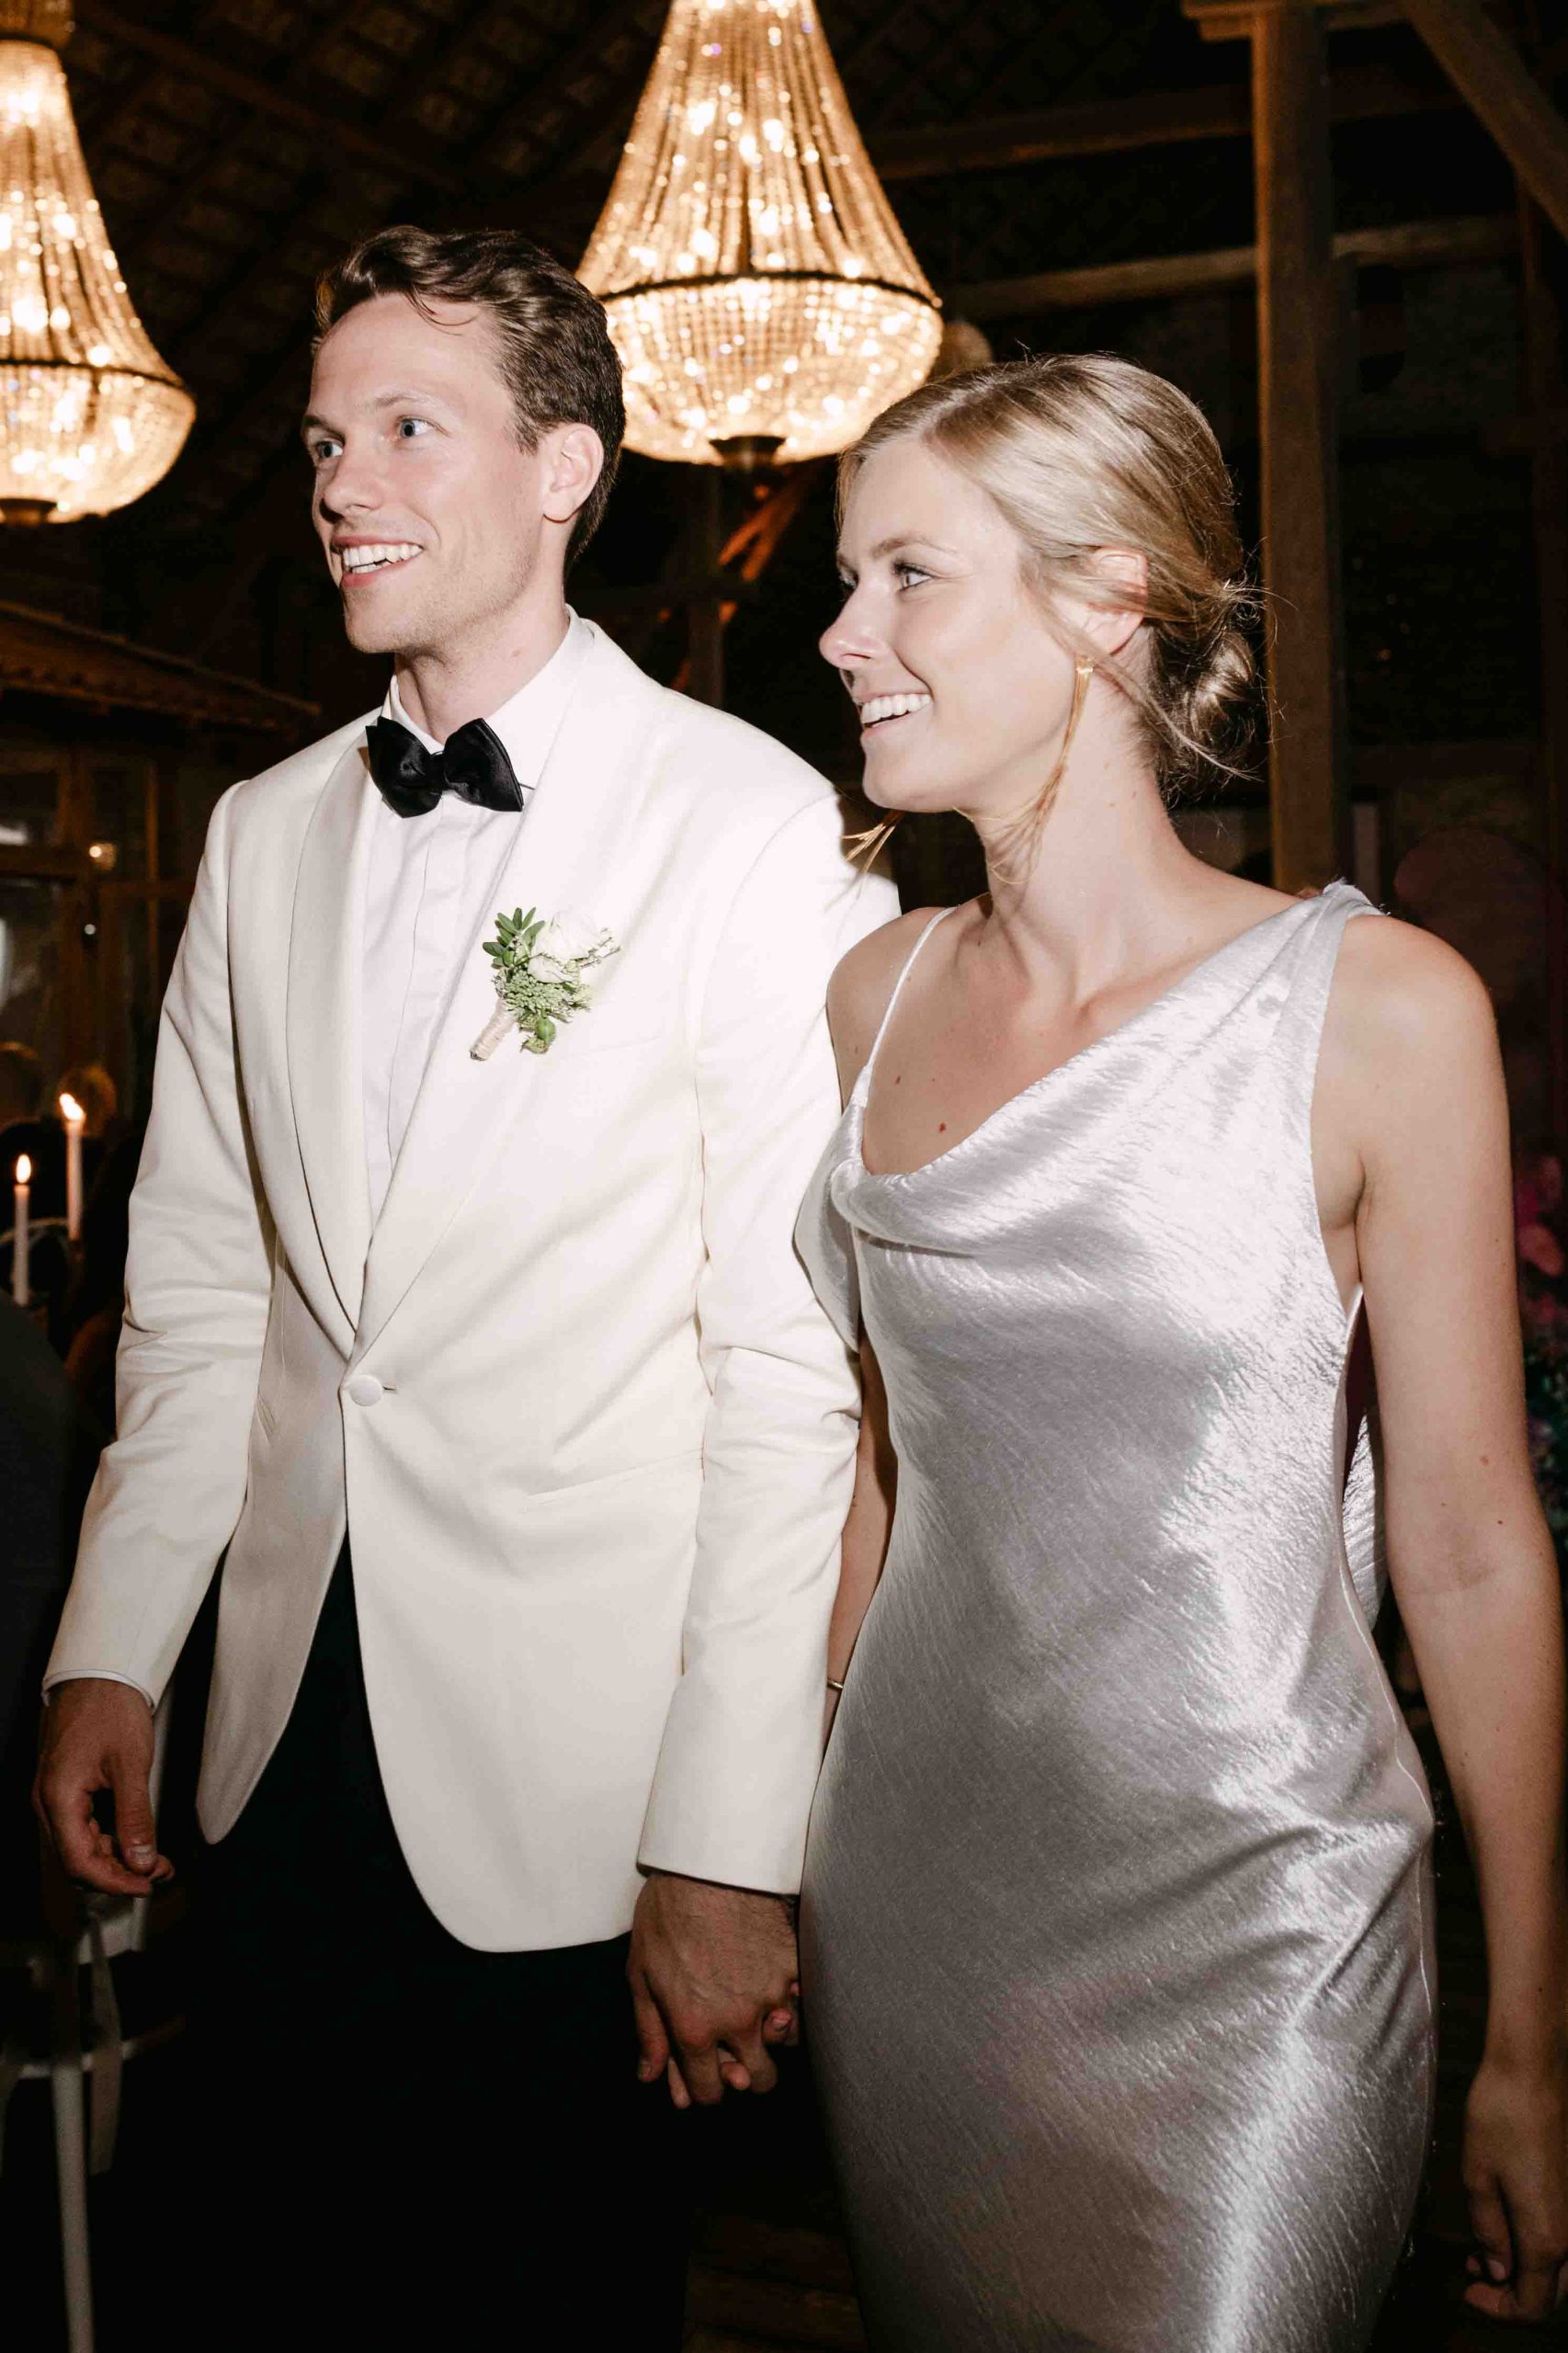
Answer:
[{"left": 333, "top": 538, "right": 424, "bottom": 585}]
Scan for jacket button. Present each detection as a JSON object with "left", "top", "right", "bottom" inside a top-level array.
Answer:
[{"left": 346, "top": 1374, "right": 383, "bottom": 1407}]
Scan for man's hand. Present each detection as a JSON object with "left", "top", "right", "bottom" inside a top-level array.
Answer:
[
  {"left": 34, "top": 1679, "right": 172, "bottom": 1897},
  {"left": 629, "top": 1870, "right": 799, "bottom": 2109}
]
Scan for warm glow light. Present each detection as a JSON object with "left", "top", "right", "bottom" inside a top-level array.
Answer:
[
  {"left": 15, "top": 1154, "right": 30, "bottom": 1182},
  {"left": 59, "top": 1089, "right": 83, "bottom": 1123},
  {"left": 0, "top": 2, "right": 193, "bottom": 520},
  {"left": 578, "top": 0, "right": 941, "bottom": 466}
]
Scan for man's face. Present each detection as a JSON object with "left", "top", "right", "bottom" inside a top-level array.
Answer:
[{"left": 303, "top": 293, "right": 553, "bottom": 660}]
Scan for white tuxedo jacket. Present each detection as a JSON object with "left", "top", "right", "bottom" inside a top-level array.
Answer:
[{"left": 48, "top": 624, "right": 895, "bottom": 1949}]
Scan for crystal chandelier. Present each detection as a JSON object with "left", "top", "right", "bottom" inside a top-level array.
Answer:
[
  {"left": 579, "top": 0, "right": 941, "bottom": 469},
  {"left": 0, "top": 0, "right": 193, "bottom": 522}
]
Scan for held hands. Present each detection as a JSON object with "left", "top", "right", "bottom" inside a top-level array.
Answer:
[
  {"left": 629, "top": 1869, "right": 801, "bottom": 2109},
  {"left": 1462, "top": 2045, "right": 1568, "bottom": 2323},
  {"left": 34, "top": 1678, "right": 174, "bottom": 1898}
]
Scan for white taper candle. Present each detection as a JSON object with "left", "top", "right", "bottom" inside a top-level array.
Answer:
[
  {"left": 12, "top": 1154, "right": 30, "bottom": 1307},
  {"left": 59, "top": 1090, "right": 85, "bottom": 1243}
]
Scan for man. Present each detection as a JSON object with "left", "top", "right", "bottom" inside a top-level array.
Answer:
[{"left": 36, "top": 226, "right": 893, "bottom": 2344}]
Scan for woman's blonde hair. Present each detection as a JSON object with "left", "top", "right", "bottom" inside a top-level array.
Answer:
[{"left": 840, "top": 353, "right": 1261, "bottom": 795}]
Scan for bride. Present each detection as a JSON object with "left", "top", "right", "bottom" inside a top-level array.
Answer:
[{"left": 798, "top": 352, "right": 1568, "bottom": 2350}]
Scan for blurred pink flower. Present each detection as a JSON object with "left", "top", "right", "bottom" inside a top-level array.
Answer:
[
  {"left": 1520, "top": 1222, "right": 1566, "bottom": 1279},
  {"left": 1517, "top": 1154, "right": 1564, "bottom": 1230}
]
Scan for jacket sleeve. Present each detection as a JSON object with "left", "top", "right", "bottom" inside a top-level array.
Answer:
[
  {"left": 637, "top": 793, "right": 899, "bottom": 1893},
  {"left": 45, "top": 783, "right": 274, "bottom": 1705}
]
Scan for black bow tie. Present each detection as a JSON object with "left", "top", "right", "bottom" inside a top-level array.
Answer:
[{"left": 365, "top": 715, "right": 526, "bottom": 820}]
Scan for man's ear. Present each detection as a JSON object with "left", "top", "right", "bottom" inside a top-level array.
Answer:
[
  {"left": 1081, "top": 547, "right": 1148, "bottom": 662},
  {"left": 540, "top": 424, "right": 606, "bottom": 529}
]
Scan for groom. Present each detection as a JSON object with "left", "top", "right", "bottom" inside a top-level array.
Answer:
[{"left": 36, "top": 226, "right": 892, "bottom": 2343}]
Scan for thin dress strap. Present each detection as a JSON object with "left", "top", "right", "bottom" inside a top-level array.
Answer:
[{"left": 857, "top": 906, "right": 959, "bottom": 1098}]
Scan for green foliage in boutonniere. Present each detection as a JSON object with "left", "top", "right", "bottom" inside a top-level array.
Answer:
[{"left": 471, "top": 906, "right": 620, "bottom": 1060}]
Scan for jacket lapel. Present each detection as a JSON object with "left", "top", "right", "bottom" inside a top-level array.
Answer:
[
  {"left": 353, "top": 627, "right": 669, "bottom": 1362},
  {"left": 285, "top": 739, "right": 377, "bottom": 1340}
]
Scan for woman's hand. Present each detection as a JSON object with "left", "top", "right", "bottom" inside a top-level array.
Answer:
[{"left": 1463, "top": 2045, "right": 1568, "bottom": 2322}]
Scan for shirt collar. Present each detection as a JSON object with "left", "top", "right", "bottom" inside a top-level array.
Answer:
[{"left": 381, "top": 608, "right": 590, "bottom": 790}]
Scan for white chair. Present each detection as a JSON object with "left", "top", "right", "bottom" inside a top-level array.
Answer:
[{"left": 0, "top": 1688, "right": 180, "bottom": 2353}]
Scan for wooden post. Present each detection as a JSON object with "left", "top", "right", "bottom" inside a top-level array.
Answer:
[
  {"left": 686, "top": 469, "right": 726, "bottom": 709},
  {"left": 1185, "top": 0, "right": 1356, "bottom": 887},
  {"left": 1250, "top": 3, "right": 1350, "bottom": 890},
  {"left": 1519, "top": 189, "right": 1568, "bottom": 1148}
]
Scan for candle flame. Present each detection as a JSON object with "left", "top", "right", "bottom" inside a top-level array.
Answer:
[
  {"left": 16, "top": 1154, "right": 30, "bottom": 1183},
  {"left": 59, "top": 1091, "right": 85, "bottom": 1123}
]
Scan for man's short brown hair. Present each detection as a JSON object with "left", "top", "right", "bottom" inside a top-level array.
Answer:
[{"left": 314, "top": 225, "right": 626, "bottom": 563}]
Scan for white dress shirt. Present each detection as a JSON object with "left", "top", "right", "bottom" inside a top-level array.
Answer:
[
  {"left": 363, "top": 614, "right": 588, "bottom": 1222},
  {"left": 48, "top": 613, "right": 590, "bottom": 1708}
]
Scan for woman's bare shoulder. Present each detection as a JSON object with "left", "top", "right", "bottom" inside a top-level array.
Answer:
[
  {"left": 1324, "top": 906, "right": 1501, "bottom": 1148},
  {"left": 826, "top": 905, "right": 952, "bottom": 1093},
  {"left": 1333, "top": 905, "right": 1495, "bottom": 1054}
]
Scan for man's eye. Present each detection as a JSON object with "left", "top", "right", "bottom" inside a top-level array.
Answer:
[
  {"left": 309, "top": 438, "right": 341, "bottom": 465},
  {"left": 396, "top": 416, "right": 433, "bottom": 440}
]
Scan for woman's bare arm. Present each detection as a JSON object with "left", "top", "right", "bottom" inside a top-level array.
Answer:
[
  {"left": 819, "top": 915, "right": 931, "bottom": 1719},
  {"left": 1329, "top": 915, "right": 1568, "bottom": 2325},
  {"left": 828, "top": 1340, "right": 895, "bottom": 1698}
]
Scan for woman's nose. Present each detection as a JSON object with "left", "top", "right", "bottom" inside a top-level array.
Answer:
[{"left": 819, "top": 590, "right": 882, "bottom": 672}]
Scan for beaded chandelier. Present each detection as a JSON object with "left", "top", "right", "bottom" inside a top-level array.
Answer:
[
  {"left": 0, "top": 0, "right": 193, "bottom": 522},
  {"left": 579, "top": 0, "right": 941, "bottom": 469}
]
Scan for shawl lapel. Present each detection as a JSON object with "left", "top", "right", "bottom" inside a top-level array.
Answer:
[{"left": 285, "top": 739, "right": 377, "bottom": 1343}]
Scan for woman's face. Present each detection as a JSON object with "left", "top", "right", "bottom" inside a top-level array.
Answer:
[{"left": 820, "top": 437, "right": 1084, "bottom": 819}]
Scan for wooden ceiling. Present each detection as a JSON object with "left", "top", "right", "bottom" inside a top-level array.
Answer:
[
  {"left": 28, "top": 0, "right": 1560, "bottom": 745},
  {"left": 57, "top": 1, "right": 1475, "bottom": 540}
]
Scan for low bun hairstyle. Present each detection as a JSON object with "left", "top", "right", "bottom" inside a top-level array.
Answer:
[{"left": 841, "top": 353, "right": 1262, "bottom": 794}]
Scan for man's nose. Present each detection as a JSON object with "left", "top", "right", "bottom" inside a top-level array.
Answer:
[{"left": 315, "top": 448, "right": 383, "bottom": 523}]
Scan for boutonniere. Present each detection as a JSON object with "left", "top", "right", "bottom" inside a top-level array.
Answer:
[{"left": 470, "top": 907, "right": 620, "bottom": 1061}]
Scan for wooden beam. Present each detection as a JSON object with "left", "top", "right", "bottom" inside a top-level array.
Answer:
[
  {"left": 72, "top": 1, "right": 472, "bottom": 197},
  {"left": 1401, "top": 0, "right": 1568, "bottom": 248},
  {"left": 949, "top": 212, "right": 1515, "bottom": 321},
  {"left": 1252, "top": 2, "right": 1350, "bottom": 891},
  {"left": 871, "top": 62, "right": 1455, "bottom": 182},
  {"left": 1186, "top": 0, "right": 1399, "bottom": 34}
]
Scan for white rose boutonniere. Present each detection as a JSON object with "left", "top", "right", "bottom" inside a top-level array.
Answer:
[{"left": 470, "top": 906, "right": 620, "bottom": 1061}]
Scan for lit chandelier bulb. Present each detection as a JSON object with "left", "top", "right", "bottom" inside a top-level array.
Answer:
[
  {"left": 579, "top": 0, "right": 941, "bottom": 468},
  {"left": 0, "top": 0, "right": 194, "bottom": 521}
]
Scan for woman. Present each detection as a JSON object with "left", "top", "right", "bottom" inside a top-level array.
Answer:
[{"left": 797, "top": 355, "right": 1568, "bottom": 2351}]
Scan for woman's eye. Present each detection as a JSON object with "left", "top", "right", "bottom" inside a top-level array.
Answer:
[
  {"left": 895, "top": 562, "right": 931, "bottom": 589},
  {"left": 836, "top": 573, "right": 856, "bottom": 599},
  {"left": 396, "top": 416, "right": 433, "bottom": 440},
  {"left": 309, "top": 438, "right": 341, "bottom": 466}
]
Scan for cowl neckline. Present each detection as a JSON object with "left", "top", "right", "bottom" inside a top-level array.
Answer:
[{"left": 849, "top": 881, "right": 1367, "bottom": 1192}]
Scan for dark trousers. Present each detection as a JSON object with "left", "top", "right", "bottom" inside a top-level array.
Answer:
[{"left": 187, "top": 1545, "right": 691, "bottom": 2349}]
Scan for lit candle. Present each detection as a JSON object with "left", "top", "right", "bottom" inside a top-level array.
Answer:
[
  {"left": 12, "top": 1154, "right": 30, "bottom": 1307},
  {"left": 59, "top": 1090, "right": 85, "bottom": 1243}
]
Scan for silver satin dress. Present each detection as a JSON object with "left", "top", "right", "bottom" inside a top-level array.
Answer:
[{"left": 796, "top": 883, "right": 1436, "bottom": 2353}]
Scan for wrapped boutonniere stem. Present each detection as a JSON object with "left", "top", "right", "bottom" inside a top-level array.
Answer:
[{"left": 471, "top": 906, "right": 620, "bottom": 1060}]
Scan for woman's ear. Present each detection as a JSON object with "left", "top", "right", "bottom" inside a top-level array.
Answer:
[{"left": 1081, "top": 547, "right": 1148, "bottom": 661}]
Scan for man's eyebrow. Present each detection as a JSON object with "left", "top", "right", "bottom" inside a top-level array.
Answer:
[{"left": 299, "top": 388, "right": 458, "bottom": 440}]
